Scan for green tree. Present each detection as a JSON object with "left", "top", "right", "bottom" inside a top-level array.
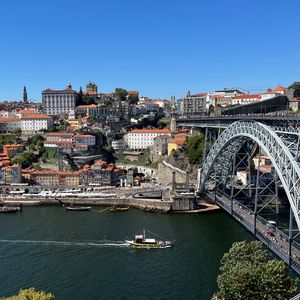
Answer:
[
  {"left": 11, "top": 152, "right": 36, "bottom": 168},
  {"left": 114, "top": 88, "right": 128, "bottom": 101},
  {"left": 28, "top": 135, "right": 45, "bottom": 152},
  {"left": 185, "top": 133, "right": 205, "bottom": 164},
  {"left": 128, "top": 94, "right": 139, "bottom": 105},
  {"left": 0, "top": 287, "right": 55, "bottom": 300},
  {"left": 215, "top": 241, "right": 298, "bottom": 300},
  {"left": 288, "top": 81, "right": 300, "bottom": 90}
]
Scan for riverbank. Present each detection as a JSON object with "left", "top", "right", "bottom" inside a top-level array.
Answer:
[{"left": 2, "top": 197, "right": 220, "bottom": 214}]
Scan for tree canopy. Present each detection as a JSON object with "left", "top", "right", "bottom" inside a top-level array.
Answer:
[
  {"left": 128, "top": 94, "right": 139, "bottom": 105},
  {"left": 184, "top": 133, "right": 205, "bottom": 164},
  {"left": 114, "top": 88, "right": 128, "bottom": 102},
  {"left": 1, "top": 288, "right": 55, "bottom": 300},
  {"left": 11, "top": 152, "right": 36, "bottom": 168},
  {"left": 288, "top": 81, "right": 300, "bottom": 90},
  {"left": 215, "top": 241, "right": 298, "bottom": 300}
]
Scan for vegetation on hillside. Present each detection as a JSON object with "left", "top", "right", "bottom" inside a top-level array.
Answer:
[
  {"left": 184, "top": 133, "right": 205, "bottom": 164},
  {"left": 0, "top": 288, "right": 54, "bottom": 300},
  {"left": 215, "top": 241, "right": 298, "bottom": 300}
]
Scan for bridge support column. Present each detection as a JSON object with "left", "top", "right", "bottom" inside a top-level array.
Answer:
[
  {"left": 230, "top": 153, "right": 236, "bottom": 215},
  {"left": 254, "top": 146, "right": 261, "bottom": 235},
  {"left": 289, "top": 206, "right": 293, "bottom": 266},
  {"left": 202, "top": 128, "right": 208, "bottom": 167}
]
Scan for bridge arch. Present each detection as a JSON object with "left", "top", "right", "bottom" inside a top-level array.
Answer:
[{"left": 199, "top": 120, "right": 300, "bottom": 231}]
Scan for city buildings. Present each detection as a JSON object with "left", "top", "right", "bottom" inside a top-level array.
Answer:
[
  {"left": 0, "top": 118, "right": 21, "bottom": 133},
  {"left": 21, "top": 114, "right": 53, "bottom": 133},
  {"left": 42, "top": 84, "right": 78, "bottom": 116},
  {"left": 126, "top": 128, "right": 171, "bottom": 150},
  {"left": 179, "top": 91, "right": 207, "bottom": 116}
]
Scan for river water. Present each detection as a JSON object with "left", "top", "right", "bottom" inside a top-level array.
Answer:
[{"left": 0, "top": 206, "right": 252, "bottom": 300}]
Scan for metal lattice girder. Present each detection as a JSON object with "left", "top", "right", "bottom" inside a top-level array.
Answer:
[{"left": 199, "top": 120, "right": 300, "bottom": 231}]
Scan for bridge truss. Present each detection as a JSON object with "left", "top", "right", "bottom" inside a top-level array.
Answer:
[{"left": 198, "top": 120, "right": 300, "bottom": 273}]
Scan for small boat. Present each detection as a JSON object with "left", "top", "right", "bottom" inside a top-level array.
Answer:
[
  {"left": 64, "top": 206, "right": 91, "bottom": 211},
  {"left": 110, "top": 206, "right": 129, "bottom": 212},
  {"left": 125, "top": 229, "right": 173, "bottom": 249},
  {"left": 0, "top": 206, "right": 21, "bottom": 213}
]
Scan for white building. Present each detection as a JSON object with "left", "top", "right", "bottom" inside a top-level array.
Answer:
[
  {"left": 74, "top": 134, "right": 96, "bottom": 146},
  {"left": 21, "top": 114, "right": 53, "bottom": 133},
  {"left": 126, "top": 129, "right": 171, "bottom": 150},
  {"left": 232, "top": 94, "right": 261, "bottom": 105},
  {"left": 46, "top": 133, "right": 95, "bottom": 146},
  {"left": 42, "top": 84, "right": 78, "bottom": 116},
  {"left": 112, "top": 139, "right": 125, "bottom": 151},
  {"left": 0, "top": 118, "right": 21, "bottom": 133}
]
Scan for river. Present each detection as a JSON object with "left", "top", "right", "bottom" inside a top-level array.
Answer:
[{"left": 0, "top": 206, "right": 253, "bottom": 300}]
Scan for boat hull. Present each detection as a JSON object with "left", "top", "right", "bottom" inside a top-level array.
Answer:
[
  {"left": 64, "top": 207, "right": 91, "bottom": 211},
  {"left": 125, "top": 240, "right": 172, "bottom": 249}
]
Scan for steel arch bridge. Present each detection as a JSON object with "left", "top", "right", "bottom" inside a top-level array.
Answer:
[{"left": 198, "top": 120, "right": 300, "bottom": 231}]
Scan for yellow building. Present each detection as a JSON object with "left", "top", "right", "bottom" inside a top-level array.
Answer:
[
  {"left": 31, "top": 170, "right": 80, "bottom": 186},
  {"left": 168, "top": 137, "right": 186, "bottom": 156}
]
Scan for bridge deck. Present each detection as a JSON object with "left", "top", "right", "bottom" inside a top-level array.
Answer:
[{"left": 205, "top": 191, "right": 300, "bottom": 275}]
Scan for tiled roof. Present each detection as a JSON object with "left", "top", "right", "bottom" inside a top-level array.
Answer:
[
  {"left": 234, "top": 94, "right": 260, "bottom": 99},
  {"left": 74, "top": 134, "right": 94, "bottom": 138},
  {"left": 273, "top": 86, "right": 288, "bottom": 91},
  {"left": 0, "top": 117, "right": 21, "bottom": 123},
  {"left": 129, "top": 129, "right": 171, "bottom": 134},
  {"left": 76, "top": 104, "right": 98, "bottom": 108},
  {"left": 32, "top": 170, "right": 80, "bottom": 175},
  {"left": 42, "top": 88, "right": 77, "bottom": 94},
  {"left": 22, "top": 114, "right": 51, "bottom": 119},
  {"left": 18, "top": 109, "right": 38, "bottom": 114},
  {"left": 168, "top": 137, "right": 186, "bottom": 145},
  {"left": 47, "top": 133, "right": 74, "bottom": 137}
]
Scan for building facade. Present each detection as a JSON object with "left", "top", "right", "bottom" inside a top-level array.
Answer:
[
  {"left": 21, "top": 114, "right": 53, "bottom": 133},
  {"left": 42, "top": 84, "right": 78, "bottom": 116},
  {"left": 180, "top": 91, "right": 207, "bottom": 116},
  {"left": 126, "top": 129, "right": 171, "bottom": 150}
]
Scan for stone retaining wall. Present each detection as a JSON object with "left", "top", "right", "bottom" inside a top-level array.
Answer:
[{"left": 157, "top": 161, "right": 186, "bottom": 183}]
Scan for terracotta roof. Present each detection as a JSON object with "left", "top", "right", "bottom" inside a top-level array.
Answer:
[
  {"left": 0, "top": 117, "right": 21, "bottom": 123},
  {"left": 76, "top": 104, "right": 98, "bottom": 108},
  {"left": 82, "top": 91, "right": 97, "bottom": 95},
  {"left": 47, "top": 133, "right": 74, "bottom": 137},
  {"left": 234, "top": 94, "right": 260, "bottom": 99},
  {"left": 32, "top": 170, "right": 80, "bottom": 175},
  {"left": 192, "top": 93, "right": 207, "bottom": 97},
  {"left": 42, "top": 88, "right": 77, "bottom": 94},
  {"left": 273, "top": 86, "right": 288, "bottom": 91},
  {"left": 74, "top": 134, "right": 94, "bottom": 138},
  {"left": 129, "top": 129, "right": 171, "bottom": 134},
  {"left": 127, "top": 91, "right": 139, "bottom": 95},
  {"left": 18, "top": 109, "right": 38, "bottom": 114},
  {"left": 168, "top": 137, "right": 186, "bottom": 145},
  {"left": 22, "top": 114, "right": 51, "bottom": 119}
]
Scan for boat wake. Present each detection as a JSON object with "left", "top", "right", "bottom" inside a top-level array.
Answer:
[{"left": 0, "top": 239, "right": 130, "bottom": 248}]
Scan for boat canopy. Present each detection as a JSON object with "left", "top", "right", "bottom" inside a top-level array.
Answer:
[
  {"left": 144, "top": 238, "right": 156, "bottom": 243},
  {"left": 135, "top": 235, "right": 143, "bottom": 239}
]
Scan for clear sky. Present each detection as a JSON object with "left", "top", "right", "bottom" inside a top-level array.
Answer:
[{"left": 0, "top": 0, "right": 299, "bottom": 101}]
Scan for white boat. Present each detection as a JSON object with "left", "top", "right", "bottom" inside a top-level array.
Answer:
[
  {"left": 64, "top": 206, "right": 91, "bottom": 211},
  {"left": 125, "top": 229, "right": 172, "bottom": 249}
]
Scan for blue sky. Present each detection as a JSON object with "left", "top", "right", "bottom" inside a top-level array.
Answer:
[{"left": 0, "top": 0, "right": 299, "bottom": 101}]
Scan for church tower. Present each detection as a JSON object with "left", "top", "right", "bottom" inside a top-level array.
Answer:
[{"left": 23, "top": 86, "right": 28, "bottom": 103}]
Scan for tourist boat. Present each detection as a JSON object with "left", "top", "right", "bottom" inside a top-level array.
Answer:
[
  {"left": 64, "top": 206, "right": 91, "bottom": 211},
  {"left": 125, "top": 229, "right": 173, "bottom": 249},
  {"left": 0, "top": 206, "right": 21, "bottom": 213},
  {"left": 110, "top": 206, "right": 129, "bottom": 212}
]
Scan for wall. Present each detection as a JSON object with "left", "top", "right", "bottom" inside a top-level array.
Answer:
[{"left": 157, "top": 160, "right": 186, "bottom": 183}]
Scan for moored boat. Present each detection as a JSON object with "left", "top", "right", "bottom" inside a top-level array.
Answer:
[
  {"left": 0, "top": 206, "right": 21, "bottom": 213},
  {"left": 64, "top": 206, "right": 91, "bottom": 211},
  {"left": 110, "top": 206, "right": 129, "bottom": 212},
  {"left": 125, "top": 229, "right": 172, "bottom": 249}
]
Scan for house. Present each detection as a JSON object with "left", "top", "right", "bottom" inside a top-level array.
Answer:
[
  {"left": 21, "top": 114, "right": 53, "bottom": 133},
  {"left": 126, "top": 128, "right": 171, "bottom": 150}
]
